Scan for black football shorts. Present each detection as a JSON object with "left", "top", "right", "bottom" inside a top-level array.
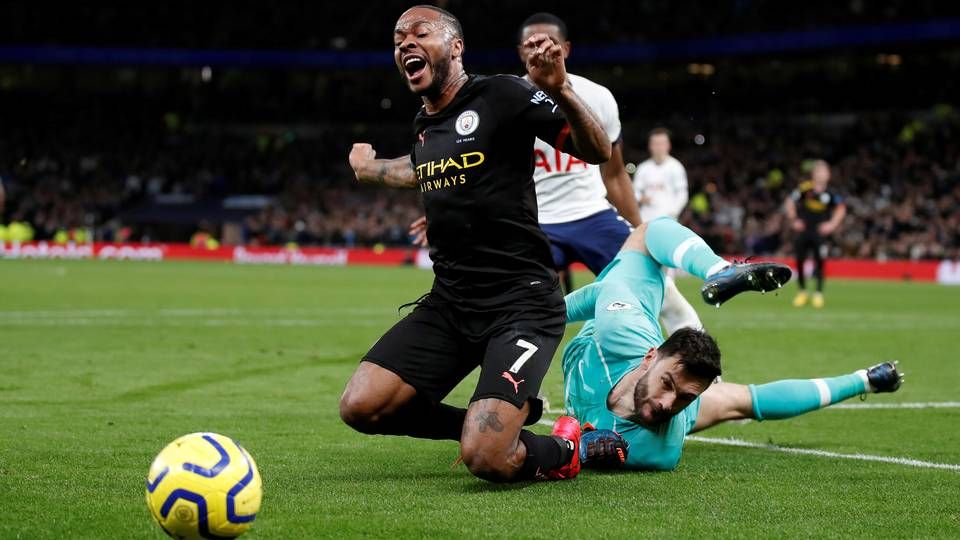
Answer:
[{"left": 363, "top": 294, "right": 565, "bottom": 425}]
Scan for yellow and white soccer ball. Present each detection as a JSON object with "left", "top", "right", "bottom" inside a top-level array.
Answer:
[{"left": 145, "top": 432, "right": 262, "bottom": 539}]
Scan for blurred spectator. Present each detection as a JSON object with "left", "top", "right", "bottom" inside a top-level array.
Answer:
[{"left": 667, "top": 110, "right": 960, "bottom": 261}]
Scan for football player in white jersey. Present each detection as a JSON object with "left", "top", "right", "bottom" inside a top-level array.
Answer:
[
  {"left": 520, "top": 14, "right": 639, "bottom": 229},
  {"left": 518, "top": 12, "right": 639, "bottom": 294},
  {"left": 521, "top": 14, "right": 702, "bottom": 336},
  {"left": 632, "top": 127, "right": 703, "bottom": 332}
]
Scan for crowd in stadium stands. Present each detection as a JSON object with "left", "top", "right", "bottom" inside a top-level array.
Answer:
[
  {"left": 673, "top": 110, "right": 960, "bottom": 261},
  {"left": 0, "top": 129, "right": 421, "bottom": 247},
  {"left": 241, "top": 186, "right": 421, "bottom": 248},
  {"left": 1, "top": 109, "right": 957, "bottom": 259}
]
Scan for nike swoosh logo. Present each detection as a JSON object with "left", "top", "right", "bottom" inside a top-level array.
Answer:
[{"left": 606, "top": 301, "right": 634, "bottom": 311}]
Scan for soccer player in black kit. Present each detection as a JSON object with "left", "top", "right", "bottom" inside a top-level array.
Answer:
[
  {"left": 340, "top": 6, "right": 618, "bottom": 482},
  {"left": 785, "top": 160, "right": 846, "bottom": 308}
]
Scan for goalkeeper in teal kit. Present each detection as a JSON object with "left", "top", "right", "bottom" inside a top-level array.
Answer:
[{"left": 566, "top": 217, "right": 904, "bottom": 471}]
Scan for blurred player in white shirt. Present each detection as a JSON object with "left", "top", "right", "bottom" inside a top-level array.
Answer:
[
  {"left": 632, "top": 128, "right": 702, "bottom": 332},
  {"left": 634, "top": 128, "right": 689, "bottom": 223}
]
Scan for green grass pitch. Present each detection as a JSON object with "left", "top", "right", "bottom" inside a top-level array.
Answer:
[{"left": 2, "top": 259, "right": 959, "bottom": 538}]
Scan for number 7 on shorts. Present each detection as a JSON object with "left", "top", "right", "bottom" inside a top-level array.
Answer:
[{"left": 508, "top": 339, "right": 539, "bottom": 374}]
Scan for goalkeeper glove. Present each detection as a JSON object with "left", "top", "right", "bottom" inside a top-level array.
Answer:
[{"left": 579, "top": 423, "right": 628, "bottom": 469}]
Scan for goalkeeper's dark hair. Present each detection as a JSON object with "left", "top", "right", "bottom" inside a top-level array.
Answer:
[
  {"left": 519, "top": 12, "right": 568, "bottom": 42},
  {"left": 658, "top": 327, "right": 721, "bottom": 382},
  {"left": 411, "top": 5, "right": 464, "bottom": 41}
]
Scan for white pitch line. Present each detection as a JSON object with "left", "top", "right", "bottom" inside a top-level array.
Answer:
[
  {"left": 686, "top": 435, "right": 960, "bottom": 472},
  {"left": 535, "top": 418, "right": 960, "bottom": 472},
  {"left": 831, "top": 401, "right": 960, "bottom": 409}
]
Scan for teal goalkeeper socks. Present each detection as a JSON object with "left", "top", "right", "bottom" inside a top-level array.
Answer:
[
  {"left": 643, "top": 217, "right": 728, "bottom": 280},
  {"left": 748, "top": 372, "right": 869, "bottom": 420}
]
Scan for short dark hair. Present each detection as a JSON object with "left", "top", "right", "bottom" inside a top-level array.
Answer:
[
  {"left": 657, "top": 327, "right": 721, "bottom": 382},
  {"left": 519, "top": 12, "right": 568, "bottom": 42},
  {"left": 413, "top": 5, "right": 464, "bottom": 41},
  {"left": 648, "top": 127, "right": 671, "bottom": 140}
]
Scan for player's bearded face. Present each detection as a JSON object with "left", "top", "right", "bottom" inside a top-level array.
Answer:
[
  {"left": 394, "top": 19, "right": 456, "bottom": 98},
  {"left": 633, "top": 372, "right": 670, "bottom": 427},
  {"left": 633, "top": 356, "right": 707, "bottom": 428},
  {"left": 421, "top": 47, "right": 452, "bottom": 97}
]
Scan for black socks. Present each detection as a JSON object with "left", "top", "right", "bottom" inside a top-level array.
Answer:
[
  {"left": 377, "top": 396, "right": 467, "bottom": 441},
  {"left": 516, "top": 430, "right": 571, "bottom": 479}
]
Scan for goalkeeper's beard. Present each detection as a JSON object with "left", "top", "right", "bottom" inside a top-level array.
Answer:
[{"left": 633, "top": 375, "right": 668, "bottom": 427}]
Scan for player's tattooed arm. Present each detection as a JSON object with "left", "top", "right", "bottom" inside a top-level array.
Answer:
[
  {"left": 368, "top": 158, "right": 417, "bottom": 188},
  {"left": 523, "top": 33, "right": 611, "bottom": 164},
  {"left": 475, "top": 411, "right": 505, "bottom": 433},
  {"left": 349, "top": 143, "right": 418, "bottom": 188},
  {"left": 551, "top": 87, "right": 612, "bottom": 165}
]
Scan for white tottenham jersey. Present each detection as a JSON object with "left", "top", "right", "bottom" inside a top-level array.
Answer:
[
  {"left": 633, "top": 155, "right": 689, "bottom": 221},
  {"left": 530, "top": 73, "right": 622, "bottom": 224}
]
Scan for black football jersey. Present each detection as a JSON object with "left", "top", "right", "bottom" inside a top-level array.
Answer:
[
  {"left": 411, "top": 74, "right": 573, "bottom": 311},
  {"left": 791, "top": 180, "right": 843, "bottom": 226}
]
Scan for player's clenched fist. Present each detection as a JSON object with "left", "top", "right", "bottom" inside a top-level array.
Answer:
[
  {"left": 349, "top": 143, "right": 377, "bottom": 180},
  {"left": 523, "top": 33, "right": 567, "bottom": 93},
  {"left": 348, "top": 143, "right": 417, "bottom": 187}
]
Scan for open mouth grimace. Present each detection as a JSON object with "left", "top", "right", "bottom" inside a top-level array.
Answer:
[{"left": 403, "top": 55, "right": 427, "bottom": 82}]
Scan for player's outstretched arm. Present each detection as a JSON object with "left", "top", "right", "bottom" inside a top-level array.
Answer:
[
  {"left": 600, "top": 142, "right": 641, "bottom": 227},
  {"left": 523, "top": 34, "right": 611, "bottom": 164},
  {"left": 349, "top": 143, "right": 418, "bottom": 188}
]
